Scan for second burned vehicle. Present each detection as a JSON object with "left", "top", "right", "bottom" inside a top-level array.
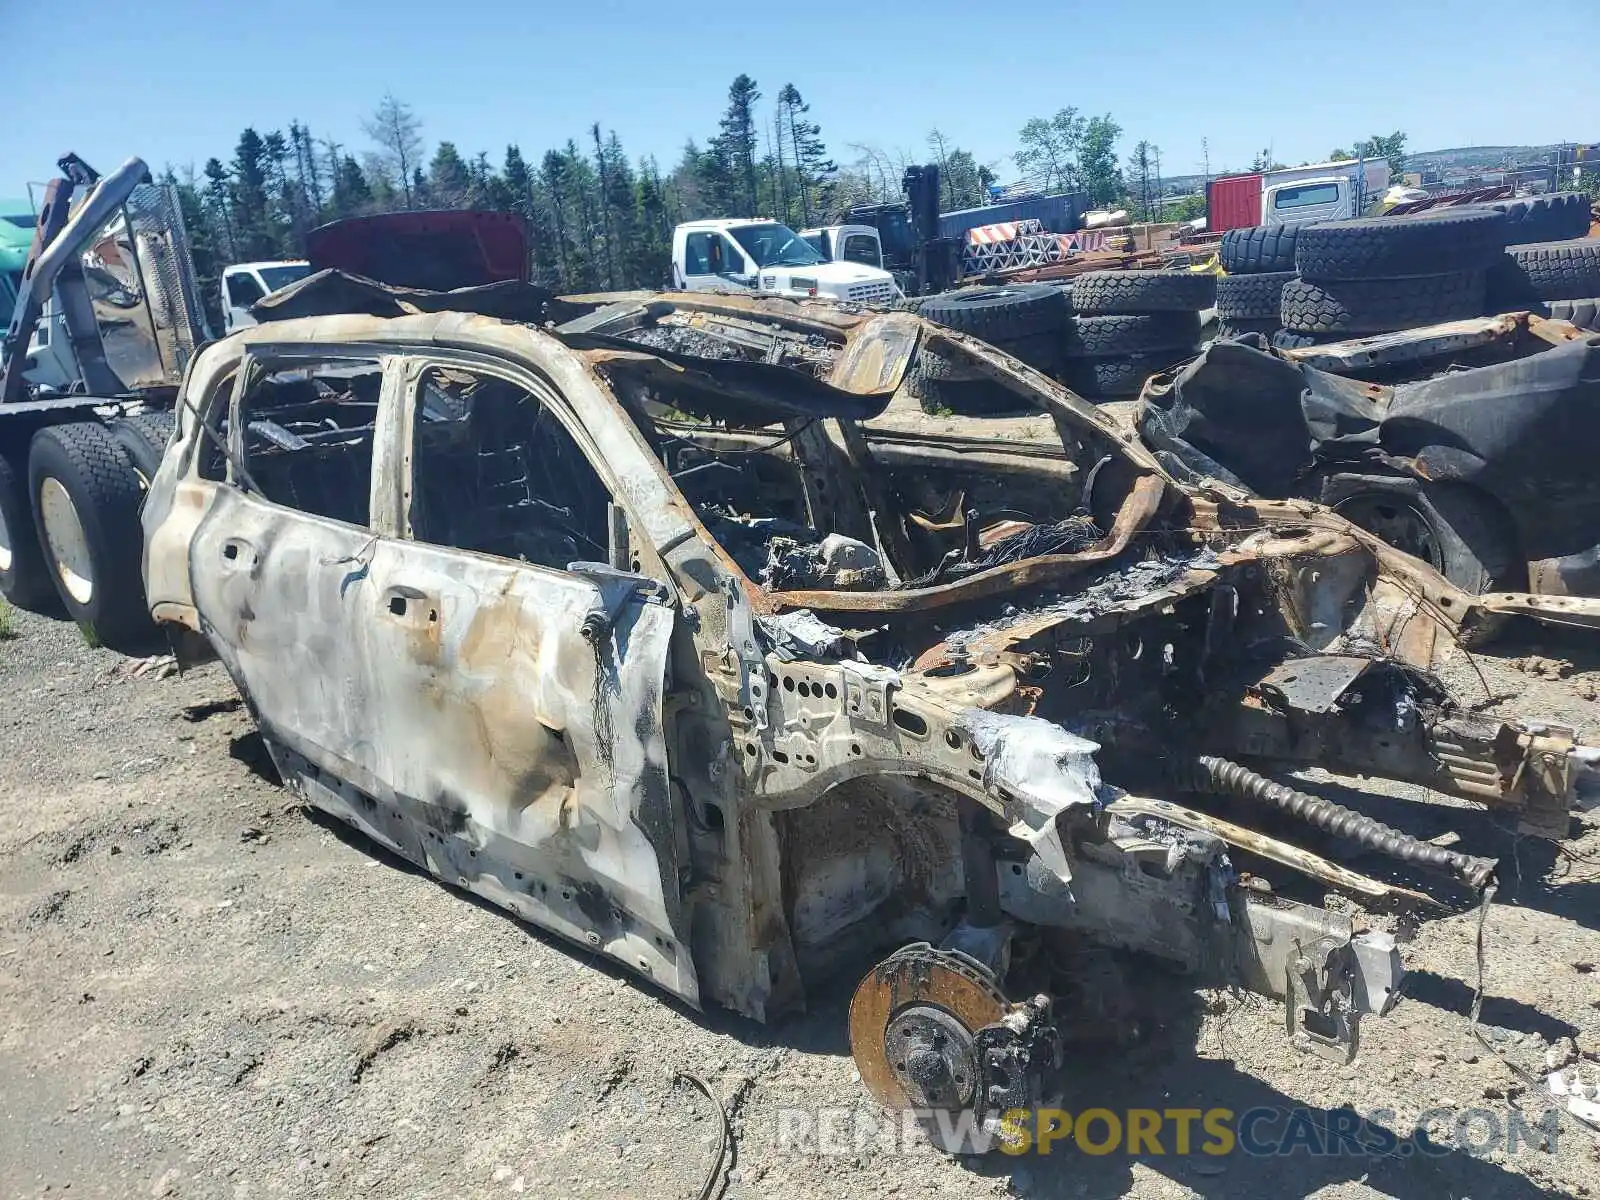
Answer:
[{"left": 141, "top": 278, "right": 1597, "bottom": 1148}]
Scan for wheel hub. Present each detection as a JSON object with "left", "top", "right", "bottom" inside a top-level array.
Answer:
[
  {"left": 849, "top": 942, "right": 1057, "bottom": 1153},
  {"left": 884, "top": 1004, "right": 978, "bottom": 1111},
  {"left": 1337, "top": 495, "right": 1440, "bottom": 570},
  {"left": 38, "top": 477, "right": 93, "bottom": 604}
]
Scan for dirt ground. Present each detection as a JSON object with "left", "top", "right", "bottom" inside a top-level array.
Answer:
[{"left": 5, "top": 604, "right": 1600, "bottom": 1200}]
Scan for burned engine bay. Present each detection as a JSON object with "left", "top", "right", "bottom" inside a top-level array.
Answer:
[{"left": 576, "top": 294, "right": 1595, "bottom": 869}]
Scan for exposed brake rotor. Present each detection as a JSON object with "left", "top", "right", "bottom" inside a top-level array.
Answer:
[{"left": 849, "top": 942, "right": 1053, "bottom": 1154}]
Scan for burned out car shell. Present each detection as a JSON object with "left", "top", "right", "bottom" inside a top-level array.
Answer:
[{"left": 141, "top": 292, "right": 1595, "bottom": 1098}]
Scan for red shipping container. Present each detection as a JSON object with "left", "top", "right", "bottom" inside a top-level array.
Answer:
[{"left": 1207, "top": 174, "right": 1263, "bottom": 233}]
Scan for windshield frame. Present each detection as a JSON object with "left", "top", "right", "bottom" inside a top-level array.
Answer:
[{"left": 727, "top": 223, "right": 825, "bottom": 269}]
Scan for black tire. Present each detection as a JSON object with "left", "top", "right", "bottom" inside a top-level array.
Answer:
[
  {"left": 1279, "top": 271, "right": 1486, "bottom": 334},
  {"left": 1062, "top": 353, "right": 1168, "bottom": 399},
  {"left": 111, "top": 410, "right": 176, "bottom": 486},
  {"left": 1294, "top": 208, "right": 1509, "bottom": 280},
  {"left": 1218, "top": 318, "right": 1280, "bottom": 340},
  {"left": 0, "top": 451, "right": 60, "bottom": 612},
  {"left": 1219, "top": 225, "right": 1301, "bottom": 274},
  {"left": 917, "top": 284, "right": 1069, "bottom": 341},
  {"left": 1542, "top": 296, "right": 1600, "bottom": 330},
  {"left": 1215, "top": 271, "right": 1296, "bottom": 320},
  {"left": 27, "top": 422, "right": 161, "bottom": 655},
  {"left": 991, "top": 330, "right": 1063, "bottom": 374},
  {"left": 1062, "top": 312, "right": 1200, "bottom": 358},
  {"left": 1323, "top": 476, "right": 1523, "bottom": 643},
  {"left": 1271, "top": 328, "right": 1335, "bottom": 351},
  {"left": 1071, "top": 270, "right": 1216, "bottom": 314},
  {"left": 1488, "top": 193, "right": 1592, "bottom": 244},
  {"left": 1487, "top": 238, "right": 1600, "bottom": 306}
]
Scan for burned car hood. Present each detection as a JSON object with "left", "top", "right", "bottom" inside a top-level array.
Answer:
[
  {"left": 304, "top": 209, "right": 530, "bottom": 290},
  {"left": 1137, "top": 334, "right": 1600, "bottom": 560}
]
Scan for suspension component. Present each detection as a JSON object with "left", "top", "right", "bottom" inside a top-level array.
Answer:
[{"left": 1182, "top": 754, "right": 1498, "bottom": 890}]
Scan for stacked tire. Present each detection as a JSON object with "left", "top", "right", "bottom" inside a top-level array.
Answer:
[
  {"left": 1060, "top": 270, "right": 1214, "bottom": 399},
  {"left": 1485, "top": 192, "right": 1592, "bottom": 246},
  {"left": 1484, "top": 192, "right": 1600, "bottom": 325},
  {"left": 1215, "top": 225, "right": 1299, "bottom": 340},
  {"left": 1276, "top": 208, "right": 1510, "bottom": 347},
  {"left": 913, "top": 283, "right": 1070, "bottom": 413}
]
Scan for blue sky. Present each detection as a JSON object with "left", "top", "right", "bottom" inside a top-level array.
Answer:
[{"left": 5, "top": 0, "right": 1595, "bottom": 202}]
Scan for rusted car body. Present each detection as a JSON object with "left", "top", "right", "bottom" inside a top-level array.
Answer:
[{"left": 141, "top": 281, "right": 1598, "bottom": 1145}]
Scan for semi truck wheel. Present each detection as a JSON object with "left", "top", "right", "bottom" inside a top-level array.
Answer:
[
  {"left": 28, "top": 422, "right": 160, "bottom": 654},
  {"left": 0, "top": 452, "right": 60, "bottom": 612},
  {"left": 111, "top": 410, "right": 177, "bottom": 486}
]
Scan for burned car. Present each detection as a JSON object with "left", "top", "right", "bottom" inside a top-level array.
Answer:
[
  {"left": 1139, "top": 316, "right": 1600, "bottom": 617},
  {"left": 142, "top": 278, "right": 1598, "bottom": 1148}
]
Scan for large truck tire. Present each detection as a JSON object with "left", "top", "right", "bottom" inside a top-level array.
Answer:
[
  {"left": 1219, "top": 225, "right": 1301, "bottom": 274},
  {"left": 1542, "top": 296, "right": 1600, "bottom": 330},
  {"left": 1062, "top": 353, "right": 1166, "bottom": 399},
  {"left": 1488, "top": 193, "right": 1592, "bottom": 245},
  {"left": 27, "top": 422, "right": 161, "bottom": 655},
  {"left": 0, "top": 452, "right": 60, "bottom": 612},
  {"left": 1294, "top": 208, "right": 1509, "bottom": 280},
  {"left": 1218, "top": 318, "right": 1281, "bottom": 340},
  {"left": 1280, "top": 271, "right": 1486, "bottom": 334},
  {"left": 917, "top": 284, "right": 1069, "bottom": 341},
  {"left": 111, "top": 410, "right": 176, "bottom": 485},
  {"left": 1487, "top": 238, "right": 1600, "bottom": 306},
  {"left": 1215, "top": 271, "right": 1296, "bottom": 320},
  {"left": 1062, "top": 312, "right": 1200, "bottom": 357},
  {"left": 1071, "top": 270, "right": 1216, "bottom": 314}
]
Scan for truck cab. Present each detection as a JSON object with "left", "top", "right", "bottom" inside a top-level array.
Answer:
[
  {"left": 799, "top": 224, "right": 887, "bottom": 271},
  {"left": 670, "top": 219, "right": 898, "bottom": 304},
  {"left": 222, "top": 259, "right": 311, "bottom": 332},
  {"left": 1261, "top": 175, "right": 1366, "bottom": 228},
  {"left": 1209, "top": 160, "right": 1392, "bottom": 233}
]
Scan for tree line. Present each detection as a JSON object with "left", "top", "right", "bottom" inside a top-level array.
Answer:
[
  {"left": 160, "top": 80, "right": 1408, "bottom": 322},
  {"left": 163, "top": 77, "right": 999, "bottom": 321}
]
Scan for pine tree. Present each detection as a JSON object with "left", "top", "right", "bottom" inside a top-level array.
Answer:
[
  {"left": 363, "top": 94, "right": 423, "bottom": 209},
  {"left": 332, "top": 156, "right": 372, "bottom": 216},
  {"left": 778, "top": 84, "right": 832, "bottom": 226},
  {"left": 590, "top": 124, "right": 620, "bottom": 289},
  {"left": 540, "top": 149, "right": 576, "bottom": 287},
  {"left": 712, "top": 75, "right": 761, "bottom": 216},
  {"left": 506, "top": 145, "right": 560, "bottom": 285},
  {"left": 633, "top": 157, "right": 673, "bottom": 288},
  {"left": 201, "top": 157, "right": 236, "bottom": 261},
  {"left": 290, "top": 121, "right": 323, "bottom": 217},
  {"left": 428, "top": 142, "right": 473, "bottom": 208},
  {"left": 231, "top": 129, "right": 279, "bottom": 258}
]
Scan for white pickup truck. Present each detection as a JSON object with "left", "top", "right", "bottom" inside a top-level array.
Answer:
[
  {"left": 222, "top": 259, "right": 311, "bottom": 331},
  {"left": 670, "top": 219, "right": 898, "bottom": 304}
]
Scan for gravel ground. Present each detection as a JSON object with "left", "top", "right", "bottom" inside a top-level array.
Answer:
[{"left": 4, "top": 605, "right": 1600, "bottom": 1199}]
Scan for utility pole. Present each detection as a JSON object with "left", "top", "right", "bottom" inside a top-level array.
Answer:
[
  {"left": 1201, "top": 137, "right": 1210, "bottom": 184},
  {"left": 1153, "top": 145, "right": 1162, "bottom": 214}
]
